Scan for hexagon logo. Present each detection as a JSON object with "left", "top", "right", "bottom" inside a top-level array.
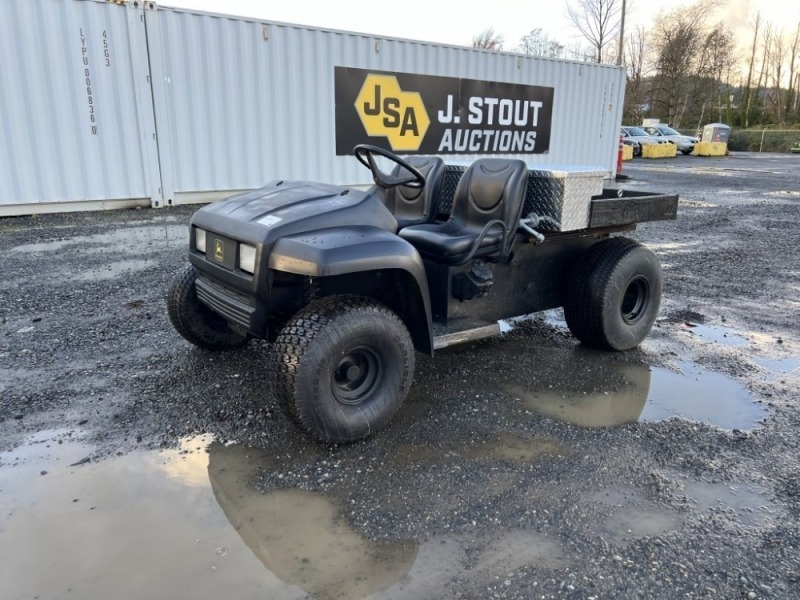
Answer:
[{"left": 354, "top": 74, "right": 430, "bottom": 152}]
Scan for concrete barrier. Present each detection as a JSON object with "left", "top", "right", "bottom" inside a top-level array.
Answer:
[
  {"left": 642, "top": 143, "right": 677, "bottom": 159},
  {"left": 622, "top": 145, "right": 634, "bottom": 161},
  {"left": 693, "top": 142, "right": 727, "bottom": 156}
]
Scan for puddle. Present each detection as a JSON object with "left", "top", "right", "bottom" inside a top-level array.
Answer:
[
  {"left": 506, "top": 365, "right": 651, "bottom": 428},
  {"left": 681, "top": 481, "right": 773, "bottom": 526},
  {"left": 208, "top": 442, "right": 418, "bottom": 599},
  {"left": 0, "top": 429, "right": 571, "bottom": 600},
  {"left": 753, "top": 356, "right": 800, "bottom": 377},
  {"left": 641, "top": 362, "right": 765, "bottom": 429},
  {"left": 681, "top": 323, "right": 748, "bottom": 346},
  {"left": 592, "top": 489, "right": 680, "bottom": 545},
  {"left": 9, "top": 224, "right": 187, "bottom": 254},
  {"left": 506, "top": 360, "right": 765, "bottom": 431},
  {"left": 0, "top": 430, "right": 419, "bottom": 600}
]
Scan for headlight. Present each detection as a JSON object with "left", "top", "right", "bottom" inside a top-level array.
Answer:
[
  {"left": 239, "top": 243, "right": 257, "bottom": 274},
  {"left": 195, "top": 228, "right": 207, "bottom": 253}
]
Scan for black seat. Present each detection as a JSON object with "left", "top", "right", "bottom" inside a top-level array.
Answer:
[
  {"left": 376, "top": 156, "right": 445, "bottom": 230},
  {"left": 399, "top": 159, "right": 528, "bottom": 265}
]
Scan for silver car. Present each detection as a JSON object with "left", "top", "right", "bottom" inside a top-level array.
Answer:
[
  {"left": 642, "top": 125, "right": 699, "bottom": 155},
  {"left": 620, "top": 126, "right": 668, "bottom": 156}
]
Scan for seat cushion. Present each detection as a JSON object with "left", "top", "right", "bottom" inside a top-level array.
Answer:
[{"left": 399, "top": 221, "right": 503, "bottom": 261}]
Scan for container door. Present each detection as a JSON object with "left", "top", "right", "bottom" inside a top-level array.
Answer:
[{"left": 0, "top": 0, "right": 163, "bottom": 215}]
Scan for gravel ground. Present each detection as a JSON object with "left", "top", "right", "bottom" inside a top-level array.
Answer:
[{"left": 1, "top": 152, "right": 799, "bottom": 599}]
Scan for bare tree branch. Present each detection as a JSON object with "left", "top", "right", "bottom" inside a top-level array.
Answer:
[{"left": 472, "top": 28, "right": 505, "bottom": 51}]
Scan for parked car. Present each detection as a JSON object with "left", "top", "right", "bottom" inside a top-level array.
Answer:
[
  {"left": 642, "top": 125, "right": 699, "bottom": 155},
  {"left": 620, "top": 126, "right": 668, "bottom": 156},
  {"left": 619, "top": 133, "right": 640, "bottom": 156}
]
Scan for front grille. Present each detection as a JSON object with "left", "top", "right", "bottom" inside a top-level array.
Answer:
[{"left": 195, "top": 277, "right": 255, "bottom": 331}]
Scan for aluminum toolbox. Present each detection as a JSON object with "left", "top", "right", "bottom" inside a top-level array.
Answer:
[{"left": 522, "top": 166, "right": 606, "bottom": 232}]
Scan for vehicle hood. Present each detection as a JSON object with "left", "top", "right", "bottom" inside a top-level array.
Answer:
[{"left": 190, "top": 180, "right": 397, "bottom": 248}]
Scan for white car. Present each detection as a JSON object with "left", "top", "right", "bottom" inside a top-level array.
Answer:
[
  {"left": 643, "top": 125, "right": 699, "bottom": 155},
  {"left": 621, "top": 126, "right": 669, "bottom": 156}
]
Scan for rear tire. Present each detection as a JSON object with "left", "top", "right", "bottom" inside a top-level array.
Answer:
[
  {"left": 564, "top": 237, "right": 662, "bottom": 351},
  {"left": 167, "top": 264, "right": 249, "bottom": 351},
  {"left": 269, "top": 295, "right": 415, "bottom": 443}
]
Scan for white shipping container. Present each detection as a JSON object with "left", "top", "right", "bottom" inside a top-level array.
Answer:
[
  {"left": 0, "top": 0, "right": 163, "bottom": 215},
  {"left": 0, "top": 0, "right": 626, "bottom": 216}
]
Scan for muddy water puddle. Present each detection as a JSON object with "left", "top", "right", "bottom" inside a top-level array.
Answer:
[
  {"left": 753, "top": 356, "right": 800, "bottom": 378},
  {"left": 507, "top": 360, "right": 765, "bottom": 430},
  {"left": 501, "top": 340, "right": 765, "bottom": 429},
  {"left": 681, "top": 323, "right": 748, "bottom": 347},
  {"left": 0, "top": 430, "right": 565, "bottom": 600},
  {"left": 0, "top": 431, "right": 299, "bottom": 600},
  {"left": 680, "top": 481, "right": 774, "bottom": 526}
]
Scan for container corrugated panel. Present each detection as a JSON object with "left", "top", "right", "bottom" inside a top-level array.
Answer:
[
  {"left": 0, "top": 0, "right": 161, "bottom": 211},
  {"left": 151, "top": 5, "right": 625, "bottom": 200}
]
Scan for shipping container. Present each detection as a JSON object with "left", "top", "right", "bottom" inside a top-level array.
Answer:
[
  {"left": 0, "top": 0, "right": 626, "bottom": 216},
  {"left": 0, "top": 0, "right": 163, "bottom": 215}
]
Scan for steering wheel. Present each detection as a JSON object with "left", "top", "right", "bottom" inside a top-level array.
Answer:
[{"left": 353, "top": 144, "right": 426, "bottom": 190}]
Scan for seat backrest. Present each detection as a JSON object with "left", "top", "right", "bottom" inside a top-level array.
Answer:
[
  {"left": 449, "top": 158, "right": 529, "bottom": 232},
  {"left": 379, "top": 156, "right": 445, "bottom": 228}
]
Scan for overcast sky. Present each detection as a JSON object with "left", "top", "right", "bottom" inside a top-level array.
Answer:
[{"left": 162, "top": 0, "right": 796, "bottom": 52}]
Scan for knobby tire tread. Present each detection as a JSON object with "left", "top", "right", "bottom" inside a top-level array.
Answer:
[
  {"left": 565, "top": 237, "right": 646, "bottom": 350},
  {"left": 268, "top": 295, "right": 413, "bottom": 442}
]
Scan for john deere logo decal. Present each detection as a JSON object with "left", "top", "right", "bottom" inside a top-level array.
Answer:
[
  {"left": 354, "top": 74, "right": 430, "bottom": 152},
  {"left": 214, "top": 239, "right": 224, "bottom": 262},
  {"left": 335, "top": 66, "right": 554, "bottom": 156}
]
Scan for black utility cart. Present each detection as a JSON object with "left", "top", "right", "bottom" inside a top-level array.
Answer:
[{"left": 168, "top": 145, "right": 677, "bottom": 443}]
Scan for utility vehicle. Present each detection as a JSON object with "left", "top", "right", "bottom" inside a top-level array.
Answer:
[{"left": 168, "top": 144, "right": 677, "bottom": 443}]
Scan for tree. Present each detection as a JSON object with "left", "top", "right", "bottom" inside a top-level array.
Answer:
[
  {"left": 623, "top": 26, "right": 648, "bottom": 124},
  {"left": 472, "top": 28, "right": 505, "bottom": 51},
  {"left": 566, "top": 0, "right": 624, "bottom": 63},
  {"left": 647, "top": 0, "right": 727, "bottom": 127},
  {"left": 517, "top": 28, "right": 565, "bottom": 58},
  {"left": 742, "top": 13, "right": 762, "bottom": 127},
  {"left": 784, "top": 23, "right": 800, "bottom": 122}
]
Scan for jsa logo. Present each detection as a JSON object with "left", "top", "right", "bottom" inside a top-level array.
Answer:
[{"left": 354, "top": 74, "right": 430, "bottom": 151}]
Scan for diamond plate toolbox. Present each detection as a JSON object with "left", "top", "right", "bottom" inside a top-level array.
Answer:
[{"left": 523, "top": 166, "right": 606, "bottom": 232}]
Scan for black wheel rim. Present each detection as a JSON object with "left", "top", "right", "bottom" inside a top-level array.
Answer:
[
  {"left": 332, "top": 347, "right": 382, "bottom": 405},
  {"left": 621, "top": 276, "right": 650, "bottom": 324}
]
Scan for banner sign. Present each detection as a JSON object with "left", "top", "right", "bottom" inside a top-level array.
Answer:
[{"left": 334, "top": 66, "right": 554, "bottom": 156}]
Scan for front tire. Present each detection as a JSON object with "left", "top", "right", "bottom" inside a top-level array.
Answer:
[
  {"left": 564, "top": 237, "right": 662, "bottom": 351},
  {"left": 269, "top": 295, "right": 415, "bottom": 443},
  {"left": 167, "top": 264, "right": 249, "bottom": 351}
]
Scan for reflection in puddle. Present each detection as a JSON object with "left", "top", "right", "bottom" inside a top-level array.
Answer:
[
  {"left": 0, "top": 431, "right": 424, "bottom": 600},
  {"left": 641, "top": 362, "right": 765, "bottom": 429},
  {"left": 506, "top": 365, "right": 650, "bottom": 428},
  {"left": 0, "top": 429, "right": 573, "bottom": 600},
  {"left": 506, "top": 359, "right": 765, "bottom": 431},
  {"left": 208, "top": 442, "right": 418, "bottom": 599},
  {"left": 0, "top": 431, "right": 305, "bottom": 600}
]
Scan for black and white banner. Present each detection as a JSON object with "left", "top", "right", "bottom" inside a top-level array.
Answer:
[{"left": 334, "top": 66, "right": 554, "bottom": 156}]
